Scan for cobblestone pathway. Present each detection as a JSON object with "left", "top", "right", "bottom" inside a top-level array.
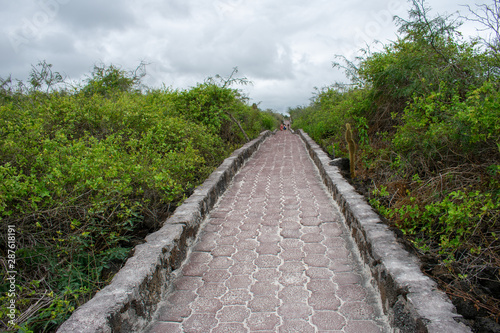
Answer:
[{"left": 147, "top": 131, "right": 389, "bottom": 333}]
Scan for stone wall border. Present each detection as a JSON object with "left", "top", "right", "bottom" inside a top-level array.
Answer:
[
  {"left": 57, "top": 130, "right": 273, "bottom": 333},
  {"left": 297, "top": 129, "right": 471, "bottom": 333}
]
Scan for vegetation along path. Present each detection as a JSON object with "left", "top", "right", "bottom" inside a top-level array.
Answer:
[{"left": 146, "top": 130, "right": 390, "bottom": 333}]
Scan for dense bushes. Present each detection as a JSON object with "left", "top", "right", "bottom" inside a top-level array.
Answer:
[
  {"left": 0, "top": 64, "right": 279, "bottom": 332},
  {"left": 290, "top": 0, "right": 500, "bottom": 323}
]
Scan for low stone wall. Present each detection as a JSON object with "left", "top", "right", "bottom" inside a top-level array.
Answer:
[
  {"left": 57, "top": 131, "right": 272, "bottom": 333},
  {"left": 297, "top": 129, "right": 471, "bottom": 333}
]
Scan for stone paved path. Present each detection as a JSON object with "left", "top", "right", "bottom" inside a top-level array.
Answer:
[{"left": 147, "top": 131, "right": 389, "bottom": 333}]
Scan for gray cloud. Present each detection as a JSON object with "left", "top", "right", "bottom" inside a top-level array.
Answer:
[
  {"left": 58, "top": 1, "right": 136, "bottom": 32},
  {"left": 0, "top": 0, "right": 487, "bottom": 113}
]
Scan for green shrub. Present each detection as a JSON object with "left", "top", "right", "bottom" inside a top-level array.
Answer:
[
  {"left": 392, "top": 81, "right": 500, "bottom": 175},
  {"left": 290, "top": 0, "right": 500, "bottom": 319},
  {"left": 0, "top": 63, "right": 279, "bottom": 332}
]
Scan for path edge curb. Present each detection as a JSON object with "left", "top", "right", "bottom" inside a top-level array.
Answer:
[
  {"left": 57, "top": 130, "right": 273, "bottom": 333},
  {"left": 297, "top": 129, "right": 471, "bottom": 333}
]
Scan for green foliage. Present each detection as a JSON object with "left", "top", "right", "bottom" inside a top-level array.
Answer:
[
  {"left": 371, "top": 188, "right": 499, "bottom": 257},
  {"left": 291, "top": 0, "right": 500, "bottom": 318},
  {"left": 0, "top": 63, "right": 278, "bottom": 332},
  {"left": 290, "top": 87, "right": 372, "bottom": 157},
  {"left": 28, "top": 60, "right": 65, "bottom": 93},
  {"left": 168, "top": 68, "right": 278, "bottom": 143},
  {"left": 80, "top": 62, "right": 146, "bottom": 96},
  {"left": 392, "top": 81, "right": 500, "bottom": 175}
]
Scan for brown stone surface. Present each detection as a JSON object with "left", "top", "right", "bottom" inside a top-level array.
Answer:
[
  {"left": 61, "top": 129, "right": 471, "bottom": 333},
  {"left": 146, "top": 131, "right": 389, "bottom": 332}
]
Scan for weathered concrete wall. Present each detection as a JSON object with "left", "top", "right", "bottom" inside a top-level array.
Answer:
[
  {"left": 297, "top": 129, "right": 471, "bottom": 333},
  {"left": 57, "top": 131, "right": 272, "bottom": 333}
]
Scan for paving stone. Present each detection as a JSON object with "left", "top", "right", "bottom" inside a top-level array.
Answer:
[
  {"left": 261, "top": 218, "right": 280, "bottom": 226},
  {"left": 220, "top": 227, "right": 240, "bottom": 237},
  {"left": 340, "top": 301, "right": 376, "bottom": 320},
  {"left": 225, "top": 275, "right": 252, "bottom": 289},
  {"left": 208, "top": 211, "right": 229, "bottom": 218},
  {"left": 329, "top": 259, "right": 353, "bottom": 272},
  {"left": 248, "top": 295, "right": 280, "bottom": 312},
  {"left": 308, "top": 292, "right": 341, "bottom": 311},
  {"left": 301, "top": 232, "right": 324, "bottom": 243},
  {"left": 277, "top": 302, "right": 312, "bottom": 320},
  {"left": 221, "top": 289, "right": 252, "bottom": 305},
  {"left": 202, "top": 269, "right": 231, "bottom": 283},
  {"left": 251, "top": 281, "right": 280, "bottom": 295},
  {"left": 255, "top": 254, "right": 282, "bottom": 268},
  {"left": 217, "top": 236, "right": 238, "bottom": 245},
  {"left": 280, "top": 221, "right": 301, "bottom": 229},
  {"left": 278, "top": 320, "right": 316, "bottom": 333},
  {"left": 321, "top": 223, "right": 344, "bottom": 237},
  {"left": 221, "top": 219, "right": 243, "bottom": 228},
  {"left": 239, "top": 222, "right": 260, "bottom": 232},
  {"left": 278, "top": 286, "right": 310, "bottom": 303},
  {"left": 326, "top": 247, "right": 351, "bottom": 260},
  {"left": 333, "top": 272, "right": 362, "bottom": 285},
  {"left": 208, "top": 256, "right": 233, "bottom": 269},
  {"left": 281, "top": 238, "right": 304, "bottom": 250},
  {"left": 212, "top": 245, "right": 237, "bottom": 257},
  {"left": 256, "top": 242, "right": 281, "bottom": 255},
  {"left": 217, "top": 305, "right": 250, "bottom": 322},
  {"left": 237, "top": 229, "right": 259, "bottom": 239},
  {"left": 229, "top": 261, "right": 256, "bottom": 275},
  {"left": 183, "top": 313, "right": 218, "bottom": 333},
  {"left": 279, "top": 263, "right": 304, "bottom": 275},
  {"left": 263, "top": 213, "right": 281, "bottom": 221},
  {"left": 312, "top": 311, "right": 346, "bottom": 331},
  {"left": 280, "top": 248, "right": 305, "bottom": 261},
  {"left": 197, "top": 283, "right": 227, "bottom": 298},
  {"left": 304, "top": 243, "right": 327, "bottom": 254},
  {"left": 304, "top": 253, "right": 330, "bottom": 267},
  {"left": 307, "top": 279, "right": 337, "bottom": 293},
  {"left": 212, "top": 323, "right": 248, "bottom": 333},
  {"left": 344, "top": 320, "right": 383, "bottom": 333},
  {"left": 146, "top": 132, "right": 389, "bottom": 333},
  {"left": 166, "top": 290, "right": 196, "bottom": 306},
  {"left": 157, "top": 303, "right": 191, "bottom": 322},
  {"left": 251, "top": 197, "right": 266, "bottom": 203},
  {"left": 204, "top": 223, "right": 222, "bottom": 232},
  {"left": 190, "top": 297, "right": 223, "bottom": 314},
  {"left": 148, "top": 322, "right": 182, "bottom": 333},
  {"left": 300, "top": 216, "right": 322, "bottom": 226},
  {"left": 173, "top": 276, "right": 203, "bottom": 290},
  {"left": 318, "top": 210, "right": 340, "bottom": 221},
  {"left": 232, "top": 249, "right": 258, "bottom": 262},
  {"left": 246, "top": 312, "right": 280, "bottom": 331},
  {"left": 257, "top": 232, "right": 281, "bottom": 243},
  {"left": 192, "top": 239, "right": 217, "bottom": 252},
  {"left": 237, "top": 239, "right": 259, "bottom": 250},
  {"left": 305, "top": 267, "right": 334, "bottom": 279},
  {"left": 323, "top": 237, "right": 347, "bottom": 248},
  {"left": 300, "top": 223, "right": 317, "bottom": 233},
  {"left": 281, "top": 210, "right": 300, "bottom": 219},
  {"left": 336, "top": 284, "right": 368, "bottom": 302},
  {"left": 280, "top": 228, "right": 302, "bottom": 238},
  {"left": 253, "top": 268, "right": 280, "bottom": 281},
  {"left": 279, "top": 272, "right": 308, "bottom": 286}
]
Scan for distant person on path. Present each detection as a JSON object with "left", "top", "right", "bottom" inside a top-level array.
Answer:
[{"left": 280, "top": 124, "right": 283, "bottom": 131}]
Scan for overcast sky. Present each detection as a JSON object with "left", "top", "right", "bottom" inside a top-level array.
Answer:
[{"left": 0, "top": 0, "right": 489, "bottom": 113}]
